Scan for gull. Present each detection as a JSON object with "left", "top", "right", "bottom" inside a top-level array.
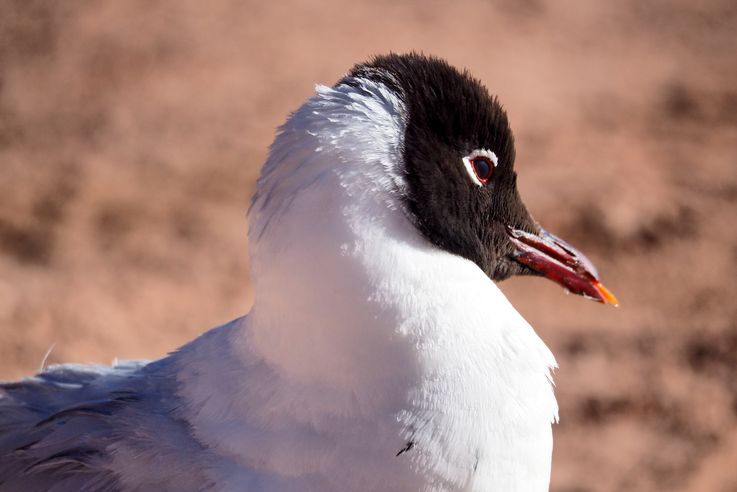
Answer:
[{"left": 0, "top": 53, "right": 617, "bottom": 492}]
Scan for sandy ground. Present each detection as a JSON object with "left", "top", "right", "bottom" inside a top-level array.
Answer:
[{"left": 1, "top": 1, "right": 736, "bottom": 490}]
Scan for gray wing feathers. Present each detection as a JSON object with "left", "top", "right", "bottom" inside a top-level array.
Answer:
[{"left": 0, "top": 361, "right": 214, "bottom": 492}]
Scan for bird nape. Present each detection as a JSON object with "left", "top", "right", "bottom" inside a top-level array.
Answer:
[{"left": 0, "top": 53, "right": 616, "bottom": 492}]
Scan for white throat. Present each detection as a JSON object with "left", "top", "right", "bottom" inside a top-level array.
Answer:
[{"left": 188, "top": 78, "right": 559, "bottom": 491}]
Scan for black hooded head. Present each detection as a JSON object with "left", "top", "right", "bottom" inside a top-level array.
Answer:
[{"left": 340, "top": 53, "right": 539, "bottom": 281}]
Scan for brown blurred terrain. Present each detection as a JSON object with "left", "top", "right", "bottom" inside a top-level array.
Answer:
[{"left": 1, "top": 1, "right": 736, "bottom": 490}]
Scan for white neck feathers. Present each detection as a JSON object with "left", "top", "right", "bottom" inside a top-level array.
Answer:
[{"left": 181, "top": 79, "right": 559, "bottom": 491}]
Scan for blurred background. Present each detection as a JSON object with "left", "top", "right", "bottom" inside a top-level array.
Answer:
[{"left": 1, "top": 0, "right": 736, "bottom": 490}]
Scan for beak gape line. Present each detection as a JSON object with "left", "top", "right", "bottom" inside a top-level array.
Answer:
[{"left": 506, "top": 226, "right": 618, "bottom": 306}]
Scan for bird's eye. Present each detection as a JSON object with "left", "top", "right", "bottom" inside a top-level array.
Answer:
[
  {"left": 462, "top": 149, "right": 498, "bottom": 187},
  {"left": 471, "top": 157, "right": 493, "bottom": 183}
]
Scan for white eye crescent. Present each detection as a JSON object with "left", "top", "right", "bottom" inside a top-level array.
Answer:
[{"left": 462, "top": 149, "right": 498, "bottom": 186}]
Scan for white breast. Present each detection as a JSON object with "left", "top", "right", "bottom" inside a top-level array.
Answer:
[{"left": 175, "top": 77, "right": 559, "bottom": 491}]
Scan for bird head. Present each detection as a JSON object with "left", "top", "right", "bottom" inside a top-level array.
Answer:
[{"left": 343, "top": 54, "right": 617, "bottom": 305}]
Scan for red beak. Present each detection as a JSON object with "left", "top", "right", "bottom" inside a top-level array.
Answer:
[{"left": 506, "top": 226, "right": 618, "bottom": 306}]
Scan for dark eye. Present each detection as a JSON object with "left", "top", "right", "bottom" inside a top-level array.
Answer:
[{"left": 471, "top": 157, "right": 494, "bottom": 183}]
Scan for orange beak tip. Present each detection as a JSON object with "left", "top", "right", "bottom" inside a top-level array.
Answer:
[{"left": 593, "top": 281, "right": 619, "bottom": 307}]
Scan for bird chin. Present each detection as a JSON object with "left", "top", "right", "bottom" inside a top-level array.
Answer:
[{"left": 489, "top": 258, "right": 535, "bottom": 282}]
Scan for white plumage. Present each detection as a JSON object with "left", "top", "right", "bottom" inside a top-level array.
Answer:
[{"left": 1, "top": 65, "right": 560, "bottom": 491}]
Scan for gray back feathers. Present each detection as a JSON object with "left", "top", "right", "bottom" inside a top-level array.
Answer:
[{"left": 0, "top": 360, "right": 214, "bottom": 492}]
